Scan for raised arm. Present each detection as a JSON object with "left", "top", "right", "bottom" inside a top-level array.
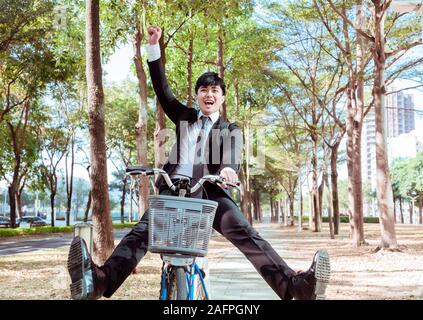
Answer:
[{"left": 147, "top": 26, "right": 187, "bottom": 124}]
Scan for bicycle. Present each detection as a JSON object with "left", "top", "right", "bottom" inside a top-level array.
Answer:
[{"left": 125, "top": 166, "right": 240, "bottom": 300}]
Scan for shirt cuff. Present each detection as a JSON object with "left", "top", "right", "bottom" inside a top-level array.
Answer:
[{"left": 147, "top": 43, "right": 161, "bottom": 62}]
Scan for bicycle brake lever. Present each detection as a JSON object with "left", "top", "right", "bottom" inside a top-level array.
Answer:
[{"left": 126, "top": 166, "right": 154, "bottom": 176}]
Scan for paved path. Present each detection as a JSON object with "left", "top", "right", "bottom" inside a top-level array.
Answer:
[
  {"left": 0, "top": 230, "right": 130, "bottom": 256},
  {"left": 209, "top": 222, "right": 290, "bottom": 300},
  {"left": 0, "top": 222, "right": 307, "bottom": 300}
]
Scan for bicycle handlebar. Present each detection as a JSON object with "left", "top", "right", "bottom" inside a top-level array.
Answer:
[{"left": 125, "top": 166, "right": 240, "bottom": 193}]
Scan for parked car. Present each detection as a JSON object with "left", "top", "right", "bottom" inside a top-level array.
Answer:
[
  {"left": 37, "top": 212, "right": 47, "bottom": 220},
  {"left": 0, "top": 217, "right": 12, "bottom": 228},
  {"left": 16, "top": 216, "right": 47, "bottom": 228}
]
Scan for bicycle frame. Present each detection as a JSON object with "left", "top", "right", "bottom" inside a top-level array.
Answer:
[{"left": 160, "top": 259, "right": 209, "bottom": 300}]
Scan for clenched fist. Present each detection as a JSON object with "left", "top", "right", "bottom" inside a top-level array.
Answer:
[
  {"left": 219, "top": 167, "right": 239, "bottom": 189},
  {"left": 148, "top": 26, "right": 162, "bottom": 45}
]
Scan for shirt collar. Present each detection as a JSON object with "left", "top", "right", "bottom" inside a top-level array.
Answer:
[{"left": 198, "top": 110, "right": 220, "bottom": 124}]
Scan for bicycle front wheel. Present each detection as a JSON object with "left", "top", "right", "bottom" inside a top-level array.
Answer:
[
  {"left": 194, "top": 276, "right": 208, "bottom": 300},
  {"left": 167, "top": 267, "right": 187, "bottom": 300}
]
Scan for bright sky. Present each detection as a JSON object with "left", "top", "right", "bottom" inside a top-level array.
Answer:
[{"left": 104, "top": 41, "right": 135, "bottom": 83}]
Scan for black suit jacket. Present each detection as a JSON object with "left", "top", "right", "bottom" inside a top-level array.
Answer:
[{"left": 147, "top": 58, "right": 243, "bottom": 193}]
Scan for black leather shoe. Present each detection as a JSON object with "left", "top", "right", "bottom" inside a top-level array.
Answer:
[
  {"left": 289, "top": 249, "right": 331, "bottom": 300},
  {"left": 67, "top": 236, "right": 105, "bottom": 300}
]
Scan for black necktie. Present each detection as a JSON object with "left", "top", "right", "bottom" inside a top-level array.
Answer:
[{"left": 192, "top": 116, "right": 209, "bottom": 198}]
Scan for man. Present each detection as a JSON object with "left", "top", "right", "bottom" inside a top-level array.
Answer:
[{"left": 67, "top": 26, "right": 330, "bottom": 300}]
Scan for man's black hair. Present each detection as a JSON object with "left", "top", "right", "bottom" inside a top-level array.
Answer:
[{"left": 195, "top": 72, "right": 226, "bottom": 95}]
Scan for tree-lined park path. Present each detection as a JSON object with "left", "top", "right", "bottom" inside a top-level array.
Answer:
[
  {"left": 209, "top": 222, "right": 423, "bottom": 300},
  {"left": 0, "top": 221, "right": 422, "bottom": 300}
]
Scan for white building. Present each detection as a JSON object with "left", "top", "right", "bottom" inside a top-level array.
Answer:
[
  {"left": 362, "top": 106, "right": 377, "bottom": 191},
  {"left": 362, "top": 87, "right": 417, "bottom": 188},
  {"left": 385, "top": 87, "right": 415, "bottom": 138},
  {"left": 388, "top": 130, "right": 423, "bottom": 162}
]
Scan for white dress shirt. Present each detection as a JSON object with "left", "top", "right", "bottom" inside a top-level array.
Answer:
[{"left": 171, "top": 111, "right": 219, "bottom": 179}]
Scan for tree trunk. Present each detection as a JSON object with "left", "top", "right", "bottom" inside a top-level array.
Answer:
[
  {"left": 355, "top": 4, "right": 366, "bottom": 172},
  {"left": 256, "top": 191, "right": 263, "bottom": 222},
  {"left": 6, "top": 98, "right": 31, "bottom": 227},
  {"left": 240, "top": 116, "right": 253, "bottom": 225},
  {"left": 399, "top": 197, "right": 404, "bottom": 224},
  {"left": 324, "top": 169, "right": 335, "bottom": 240},
  {"left": 65, "top": 135, "right": 75, "bottom": 227},
  {"left": 311, "top": 134, "right": 321, "bottom": 232},
  {"left": 7, "top": 122, "right": 23, "bottom": 227},
  {"left": 352, "top": 101, "right": 365, "bottom": 245},
  {"left": 50, "top": 192, "right": 56, "bottom": 227},
  {"left": 409, "top": 200, "right": 413, "bottom": 225},
  {"left": 15, "top": 190, "right": 23, "bottom": 220},
  {"left": 340, "top": 3, "right": 365, "bottom": 246},
  {"left": 252, "top": 192, "right": 257, "bottom": 221},
  {"left": 251, "top": 178, "right": 258, "bottom": 221},
  {"left": 330, "top": 143, "right": 340, "bottom": 235},
  {"left": 234, "top": 80, "right": 252, "bottom": 223},
  {"left": 286, "top": 198, "right": 290, "bottom": 226},
  {"left": 274, "top": 200, "right": 279, "bottom": 223},
  {"left": 86, "top": 0, "right": 114, "bottom": 264},
  {"left": 270, "top": 195, "right": 274, "bottom": 223},
  {"left": 299, "top": 187, "right": 303, "bottom": 230},
  {"left": 84, "top": 190, "right": 92, "bottom": 223},
  {"left": 69, "top": 141, "right": 75, "bottom": 226},
  {"left": 133, "top": 25, "right": 149, "bottom": 218},
  {"left": 8, "top": 185, "right": 17, "bottom": 228},
  {"left": 186, "top": 35, "right": 194, "bottom": 108},
  {"left": 244, "top": 127, "right": 253, "bottom": 225},
  {"left": 419, "top": 194, "right": 422, "bottom": 224},
  {"left": 346, "top": 86, "right": 365, "bottom": 246},
  {"left": 239, "top": 165, "right": 250, "bottom": 222},
  {"left": 346, "top": 97, "right": 355, "bottom": 240},
  {"left": 217, "top": 25, "right": 227, "bottom": 121},
  {"left": 353, "top": 1, "right": 366, "bottom": 245},
  {"left": 253, "top": 188, "right": 259, "bottom": 221},
  {"left": 289, "top": 192, "right": 295, "bottom": 226},
  {"left": 373, "top": 1, "right": 398, "bottom": 250},
  {"left": 318, "top": 176, "right": 324, "bottom": 228},
  {"left": 120, "top": 175, "right": 127, "bottom": 224},
  {"left": 280, "top": 197, "right": 285, "bottom": 225},
  {"left": 129, "top": 179, "right": 134, "bottom": 223},
  {"left": 393, "top": 197, "right": 397, "bottom": 223},
  {"left": 258, "top": 191, "right": 263, "bottom": 222},
  {"left": 234, "top": 78, "right": 240, "bottom": 115},
  {"left": 309, "top": 191, "right": 314, "bottom": 229}
]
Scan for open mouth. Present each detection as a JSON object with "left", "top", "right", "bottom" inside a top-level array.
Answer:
[{"left": 204, "top": 101, "right": 214, "bottom": 106}]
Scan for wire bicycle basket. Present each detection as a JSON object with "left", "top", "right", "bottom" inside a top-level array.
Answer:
[{"left": 148, "top": 195, "right": 218, "bottom": 257}]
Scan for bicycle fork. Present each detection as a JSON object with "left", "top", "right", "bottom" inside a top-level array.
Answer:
[
  {"left": 160, "top": 254, "right": 209, "bottom": 300},
  {"left": 190, "top": 263, "right": 209, "bottom": 300}
]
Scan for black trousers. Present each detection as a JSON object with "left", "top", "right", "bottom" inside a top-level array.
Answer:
[{"left": 100, "top": 183, "right": 296, "bottom": 299}]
